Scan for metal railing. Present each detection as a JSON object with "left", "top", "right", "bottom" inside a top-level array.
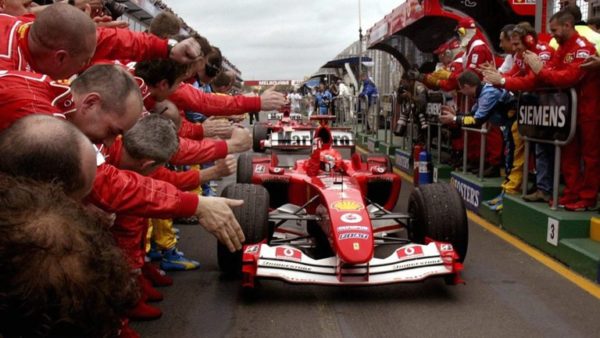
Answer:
[
  {"left": 424, "top": 91, "right": 446, "bottom": 165},
  {"left": 457, "top": 95, "right": 489, "bottom": 181},
  {"left": 376, "top": 94, "right": 396, "bottom": 144},
  {"left": 332, "top": 95, "right": 356, "bottom": 127}
]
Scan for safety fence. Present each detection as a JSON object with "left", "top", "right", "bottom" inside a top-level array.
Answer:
[{"left": 346, "top": 86, "right": 577, "bottom": 212}]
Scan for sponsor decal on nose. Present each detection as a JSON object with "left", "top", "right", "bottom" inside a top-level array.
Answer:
[
  {"left": 396, "top": 246, "right": 424, "bottom": 259},
  {"left": 275, "top": 247, "right": 302, "bottom": 261},
  {"left": 340, "top": 213, "right": 363, "bottom": 223}
]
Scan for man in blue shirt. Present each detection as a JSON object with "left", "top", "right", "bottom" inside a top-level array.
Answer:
[
  {"left": 440, "top": 70, "right": 522, "bottom": 210},
  {"left": 359, "top": 74, "right": 379, "bottom": 132},
  {"left": 314, "top": 82, "right": 332, "bottom": 115}
]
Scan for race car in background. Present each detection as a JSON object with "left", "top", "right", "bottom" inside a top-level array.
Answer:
[
  {"left": 253, "top": 115, "right": 355, "bottom": 153},
  {"left": 219, "top": 116, "right": 468, "bottom": 290}
]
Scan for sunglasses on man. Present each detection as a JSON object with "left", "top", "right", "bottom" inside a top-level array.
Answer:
[{"left": 205, "top": 63, "right": 222, "bottom": 78}]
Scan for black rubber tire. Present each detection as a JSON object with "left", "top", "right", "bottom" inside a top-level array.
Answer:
[
  {"left": 237, "top": 153, "right": 254, "bottom": 184},
  {"left": 361, "top": 153, "right": 393, "bottom": 173},
  {"left": 252, "top": 124, "right": 268, "bottom": 153},
  {"left": 407, "top": 183, "right": 468, "bottom": 262},
  {"left": 217, "top": 183, "right": 270, "bottom": 276}
]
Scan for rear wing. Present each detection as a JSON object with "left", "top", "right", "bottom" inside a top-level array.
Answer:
[
  {"left": 264, "top": 129, "right": 355, "bottom": 149},
  {"left": 267, "top": 112, "right": 304, "bottom": 121}
]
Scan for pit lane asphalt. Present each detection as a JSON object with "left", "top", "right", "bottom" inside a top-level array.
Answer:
[{"left": 133, "top": 118, "right": 600, "bottom": 338}]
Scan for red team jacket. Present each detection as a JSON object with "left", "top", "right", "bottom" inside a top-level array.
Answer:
[
  {"left": 463, "top": 32, "right": 495, "bottom": 78},
  {"left": 0, "top": 71, "right": 200, "bottom": 218},
  {"left": 536, "top": 33, "right": 599, "bottom": 122},
  {"left": 503, "top": 42, "right": 555, "bottom": 92}
]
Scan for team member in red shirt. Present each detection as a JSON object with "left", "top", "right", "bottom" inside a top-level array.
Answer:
[
  {"left": 0, "top": 64, "right": 246, "bottom": 251},
  {"left": 456, "top": 17, "right": 503, "bottom": 176},
  {"left": 0, "top": 3, "right": 201, "bottom": 80},
  {"left": 421, "top": 38, "right": 465, "bottom": 94},
  {"left": 105, "top": 115, "right": 233, "bottom": 322},
  {"left": 523, "top": 9, "right": 600, "bottom": 211},
  {"left": 483, "top": 23, "right": 555, "bottom": 92},
  {"left": 457, "top": 17, "right": 496, "bottom": 76}
]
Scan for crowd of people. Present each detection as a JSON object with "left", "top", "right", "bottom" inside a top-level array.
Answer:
[
  {"left": 0, "top": 1, "right": 286, "bottom": 337},
  {"left": 399, "top": 2, "right": 599, "bottom": 212}
]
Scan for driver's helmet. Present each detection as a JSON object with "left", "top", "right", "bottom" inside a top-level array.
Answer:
[{"left": 319, "top": 148, "right": 342, "bottom": 172}]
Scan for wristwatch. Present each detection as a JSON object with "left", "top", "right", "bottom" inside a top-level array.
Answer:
[
  {"left": 500, "top": 77, "right": 506, "bottom": 86},
  {"left": 167, "top": 39, "right": 178, "bottom": 57}
]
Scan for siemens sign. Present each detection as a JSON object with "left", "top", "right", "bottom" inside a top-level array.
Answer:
[
  {"left": 517, "top": 89, "right": 575, "bottom": 142},
  {"left": 450, "top": 176, "right": 481, "bottom": 211},
  {"left": 518, "top": 105, "right": 566, "bottom": 128}
]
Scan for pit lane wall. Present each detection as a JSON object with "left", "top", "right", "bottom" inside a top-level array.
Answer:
[{"left": 350, "top": 0, "right": 600, "bottom": 283}]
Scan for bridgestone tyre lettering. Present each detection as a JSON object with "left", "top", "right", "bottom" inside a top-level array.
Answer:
[
  {"left": 218, "top": 183, "right": 270, "bottom": 276},
  {"left": 408, "top": 183, "right": 468, "bottom": 262}
]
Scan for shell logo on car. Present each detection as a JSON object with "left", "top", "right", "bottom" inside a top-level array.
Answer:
[{"left": 331, "top": 200, "right": 363, "bottom": 211}]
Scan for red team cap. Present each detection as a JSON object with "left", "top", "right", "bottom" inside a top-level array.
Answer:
[
  {"left": 456, "top": 17, "right": 476, "bottom": 29},
  {"left": 433, "top": 41, "right": 449, "bottom": 55},
  {"left": 447, "top": 38, "right": 460, "bottom": 49},
  {"left": 434, "top": 38, "right": 460, "bottom": 55}
]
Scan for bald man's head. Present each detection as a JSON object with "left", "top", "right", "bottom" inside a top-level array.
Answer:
[
  {"left": 28, "top": 3, "right": 97, "bottom": 79},
  {"left": 0, "top": 115, "right": 97, "bottom": 200}
]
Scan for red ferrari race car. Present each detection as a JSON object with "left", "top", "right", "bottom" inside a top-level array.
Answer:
[
  {"left": 252, "top": 113, "right": 354, "bottom": 153},
  {"left": 220, "top": 116, "right": 468, "bottom": 289}
]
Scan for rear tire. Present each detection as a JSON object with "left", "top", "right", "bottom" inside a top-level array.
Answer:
[
  {"left": 217, "top": 184, "right": 270, "bottom": 276},
  {"left": 237, "top": 153, "right": 254, "bottom": 184},
  {"left": 253, "top": 124, "right": 268, "bottom": 153},
  {"left": 407, "top": 183, "right": 468, "bottom": 262}
]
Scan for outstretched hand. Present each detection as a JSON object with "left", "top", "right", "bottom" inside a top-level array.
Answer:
[
  {"left": 170, "top": 37, "right": 203, "bottom": 64},
  {"left": 195, "top": 196, "right": 245, "bottom": 252},
  {"left": 260, "top": 86, "right": 286, "bottom": 111}
]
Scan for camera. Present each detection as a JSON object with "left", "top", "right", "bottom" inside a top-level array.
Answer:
[
  {"left": 103, "top": 0, "right": 128, "bottom": 20},
  {"left": 397, "top": 84, "right": 409, "bottom": 94}
]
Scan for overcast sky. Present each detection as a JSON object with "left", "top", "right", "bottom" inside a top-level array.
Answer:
[{"left": 164, "top": 0, "right": 403, "bottom": 80}]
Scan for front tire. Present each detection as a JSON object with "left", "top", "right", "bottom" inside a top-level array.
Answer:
[
  {"left": 253, "top": 124, "right": 268, "bottom": 153},
  {"left": 217, "top": 184, "right": 270, "bottom": 275},
  {"left": 237, "top": 153, "right": 254, "bottom": 184},
  {"left": 407, "top": 183, "right": 468, "bottom": 262}
]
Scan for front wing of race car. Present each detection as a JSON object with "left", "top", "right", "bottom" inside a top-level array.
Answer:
[{"left": 241, "top": 242, "right": 464, "bottom": 287}]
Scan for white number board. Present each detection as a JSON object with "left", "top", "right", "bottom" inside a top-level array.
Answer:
[{"left": 546, "top": 217, "right": 559, "bottom": 246}]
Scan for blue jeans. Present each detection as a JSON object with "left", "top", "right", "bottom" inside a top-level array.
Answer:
[{"left": 535, "top": 142, "right": 555, "bottom": 194}]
